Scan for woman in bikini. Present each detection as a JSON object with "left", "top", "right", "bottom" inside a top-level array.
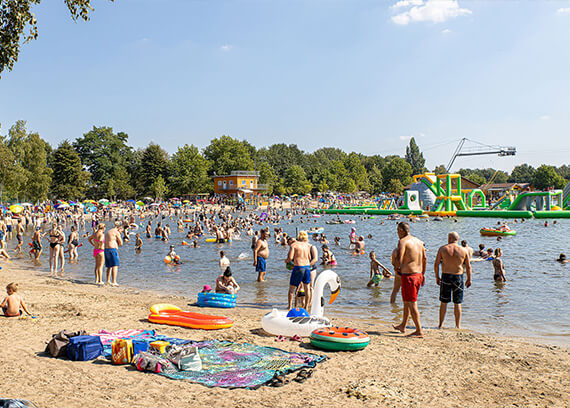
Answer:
[
  {"left": 67, "top": 225, "right": 80, "bottom": 262},
  {"left": 56, "top": 225, "right": 66, "bottom": 276},
  {"left": 48, "top": 223, "right": 62, "bottom": 277},
  {"left": 88, "top": 223, "right": 106, "bottom": 285},
  {"left": 492, "top": 248, "right": 506, "bottom": 282}
]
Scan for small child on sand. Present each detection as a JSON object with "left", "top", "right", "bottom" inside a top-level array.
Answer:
[
  {"left": 367, "top": 251, "right": 392, "bottom": 287},
  {"left": 1, "top": 283, "right": 31, "bottom": 317}
]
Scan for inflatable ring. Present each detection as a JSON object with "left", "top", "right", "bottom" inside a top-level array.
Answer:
[
  {"left": 311, "top": 327, "right": 370, "bottom": 344},
  {"left": 310, "top": 337, "right": 369, "bottom": 351}
]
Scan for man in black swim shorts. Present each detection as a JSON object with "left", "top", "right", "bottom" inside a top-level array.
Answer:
[{"left": 434, "top": 232, "right": 472, "bottom": 329}]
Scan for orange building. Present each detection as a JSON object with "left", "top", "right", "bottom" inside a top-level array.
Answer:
[{"left": 213, "top": 171, "right": 266, "bottom": 196}]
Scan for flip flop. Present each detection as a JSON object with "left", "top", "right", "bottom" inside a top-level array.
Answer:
[
  {"left": 290, "top": 334, "right": 302, "bottom": 342},
  {"left": 293, "top": 369, "right": 313, "bottom": 383},
  {"left": 269, "top": 374, "right": 288, "bottom": 387},
  {"left": 275, "top": 335, "right": 286, "bottom": 342}
]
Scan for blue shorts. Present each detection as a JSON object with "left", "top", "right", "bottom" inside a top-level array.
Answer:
[
  {"left": 104, "top": 248, "right": 120, "bottom": 268},
  {"left": 256, "top": 257, "right": 266, "bottom": 272},
  {"left": 290, "top": 265, "right": 311, "bottom": 287}
]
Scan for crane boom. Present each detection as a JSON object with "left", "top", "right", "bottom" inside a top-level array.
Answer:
[{"left": 446, "top": 138, "right": 516, "bottom": 172}]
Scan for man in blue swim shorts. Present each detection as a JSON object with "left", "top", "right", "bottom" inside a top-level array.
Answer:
[
  {"left": 253, "top": 229, "right": 269, "bottom": 282},
  {"left": 104, "top": 221, "right": 124, "bottom": 286},
  {"left": 285, "top": 231, "right": 312, "bottom": 310},
  {"left": 434, "top": 232, "right": 472, "bottom": 329}
]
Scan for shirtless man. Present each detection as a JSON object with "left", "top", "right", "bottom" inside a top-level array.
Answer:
[
  {"left": 460, "top": 240, "right": 473, "bottom": 260},
  {"left": 434, "top": 232, "right": 472, "bottom": 329},
  {"left": 392, "top": 222, "right": 426, "bottom": 338},
  {"left": 285, "top": 231, "right": 312, "bottom": 310},
  {"left": 104, "top": 221, "right": 124, "bottom": 286},
  {"left": 15, "top": 219, "right": 24, "bottom": 254},
  {"left": 253, "top": 229, "right": 269, "bottom": 282}
]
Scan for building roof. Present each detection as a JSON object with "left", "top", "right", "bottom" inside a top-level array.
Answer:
[
  {"left": 479, "top": 182, "right": 530, "bottom": 191},
  {"left": 213, "top": 171, "right": 260, "bottom": 178}
]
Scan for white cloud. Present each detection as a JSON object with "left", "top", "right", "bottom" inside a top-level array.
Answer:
[
  {"left": 391, "top": 0, "right": 471, "bottom": 25},
  {"left": 391, "top": 0, "right": 423, "bottom": 10},
  {"left": 556, "top": 7, "right": 570, "bottom": 15},
  {"left": 399, "top": 135, "right": 413, "bottom": 141},
  {"left": 441, "top": 28, "right": 451, "bottom": 34},
  {"left": 220, "top": 45, "right": 232, "bottom": 52},
  {"left": 540, "top": 115, "right": 551, "bottom": 120}
]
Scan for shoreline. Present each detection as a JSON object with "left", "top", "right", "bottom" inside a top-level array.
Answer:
[
  {"left": 8, "top": 252, "right": 569, "bottom": 348},
  {"left": 1, "top": 261, "right": 568, "bottom": 407}
]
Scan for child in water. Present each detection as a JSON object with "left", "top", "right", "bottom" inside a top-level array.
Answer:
[
  {"left": 135, "top": 233, "right": 143, "bottom": 251},
  {"left": 367, "top": 251, "right": 392, "bottom": 287},
  {"left": 321, "top": 245, "right": 337, "bottom": 266},
  {"left": 492, "top": 248, "right": 506, "bottom": 282},
  {"left": 167, "top": 245, "right": 181, "bottom": 264},
  {"left": 1, "top": 283, "right": 32, "bottom": 317}
]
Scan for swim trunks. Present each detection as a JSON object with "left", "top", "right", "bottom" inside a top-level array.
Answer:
[
  {"left": 32, "top": 241, "right": 41, "bottom": 251},
  {"left": 255, "top": 257, "right": 266, "bottom": 272},
  {"left": 439, "top": 273, "right": 464, "bottom": 304},
  {"left": 104, "top": 248, "right": 120, "bottom": 268},
  {"left": 290, "top": 265, "right": 311, "bottom": 287},
  {"left": 400, "top": 273, "right": 423, "bottom": 302}
]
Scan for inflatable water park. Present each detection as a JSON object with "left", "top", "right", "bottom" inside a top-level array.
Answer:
[{"left": 312, "top": 172, "right": 570, "bottom": 219}]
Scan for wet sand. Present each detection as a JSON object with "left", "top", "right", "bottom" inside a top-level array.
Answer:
[{"left": 0, "top": 263, "right": 568, "bottom": 408}]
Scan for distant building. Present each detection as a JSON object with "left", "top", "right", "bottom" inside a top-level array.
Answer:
[
  {"left": 213, "top": 171, "right": 267, "bottom": 197},
  {"left": 479, "top": 182, "right": 531, "bottom": 199}
]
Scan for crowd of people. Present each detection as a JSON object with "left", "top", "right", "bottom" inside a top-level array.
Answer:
[{"left": 0, "top": 200, "right": 567, "bottom": 340}]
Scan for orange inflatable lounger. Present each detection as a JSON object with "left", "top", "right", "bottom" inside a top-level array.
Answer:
[{"left": 148, "top": 303, "right": 234, "bottom": 330}]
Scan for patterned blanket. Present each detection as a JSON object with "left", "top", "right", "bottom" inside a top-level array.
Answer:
[{"left": 159, "top": 340, "right": 326, "bottom": 389}]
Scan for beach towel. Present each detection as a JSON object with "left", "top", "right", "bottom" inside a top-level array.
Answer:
[
  {"left": 91, "top": 329, "right": 191, "bottom": 357},
  {"left": 157, "top": 340, "right": 325, "bottom": 389}
]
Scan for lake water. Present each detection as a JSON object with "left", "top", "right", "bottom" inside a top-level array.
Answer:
[{"left": 11, "top": 213, "right": 569, "bottom": 345}]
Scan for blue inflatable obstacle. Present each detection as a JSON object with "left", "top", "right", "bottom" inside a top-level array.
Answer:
[{"left": 197, "top": 292, "right": 237, "bottom": 308}]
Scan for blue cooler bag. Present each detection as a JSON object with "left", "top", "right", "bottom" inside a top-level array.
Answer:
[{"left": 67, "top": 335, "right": 103, "bottom": 361}]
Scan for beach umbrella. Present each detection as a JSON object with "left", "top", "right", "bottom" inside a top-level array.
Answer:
[
  {"left": 99, "top": 198, "right": 109, "bottom": 204},
  {"left": 149, "top": 203, "right": 159, "bottom": 207},
  {"left": 21, "top": 202, "right": 32, "bottom": 207},
  {"left": 56, "top": 203, "right": 70, "bottom": 209},
  {"left": 9, "top": 204, "right": 23, "bottom": 214},
  {"left": 143, "top": 197, "right": 153, "bottom": 201},
  {"left": 136, "top": 201, "right": 144, "bottom": 206},
  {"left": 126, "top": 199, "right": 136, "bottom": 203}
]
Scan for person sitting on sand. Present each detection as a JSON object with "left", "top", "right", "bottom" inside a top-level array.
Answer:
[
  {"left": 321, "top": 244, "right": 337, "bottom": 266},
  {"left": 367, "top": 251, "right": 392, "bottom": 287},
  {"left": 1, "top": 283, "right": 31, "bottom": 317},
  {"left": 215, "top": 267, "right": 240, "bottom": 294},
  {"left": 492, "top": 248, "right": 506, "bottom": 282},
  {"left": 556, "top": 253, "right": 569, "bottom": 264}
]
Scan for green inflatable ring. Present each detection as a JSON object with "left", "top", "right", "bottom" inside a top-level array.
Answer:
[
  {"left": 311, "top": 332, "right": 370, "bottom": 344},
  {"left": 310, "top": 338, "right": 370, "bottom": 351}
]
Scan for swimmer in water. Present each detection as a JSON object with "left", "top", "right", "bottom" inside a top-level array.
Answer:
[
  {"left": 134, "top": 233, "right": 143, "bottom": 252},
  {"left": 556, "top": 253, "right": 569, "bottom": 264},
  {"left": 367, "top": 251, "right": 392, "bottom": 287}
]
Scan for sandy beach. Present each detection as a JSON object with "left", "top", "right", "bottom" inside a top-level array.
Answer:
[{"left": 0, "top": 262, "right": 568, "bottom": 408}]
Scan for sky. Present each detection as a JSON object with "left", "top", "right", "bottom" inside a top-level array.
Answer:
[{"left": 1, "top": 0, "right": 570, "bottom": 172}]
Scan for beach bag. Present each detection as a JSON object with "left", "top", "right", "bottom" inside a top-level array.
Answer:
[
  {"left": 45, "top": 330, "right": 87, "bottom": 358},
  {"left": 112, "top": 339, "right": 133, "bottom": 365},
  {"left": 67, "top": 335, "right": 103, "bottom": 361},
  {"left": 132, "top": 352, "right": 176, "bottom": 373},
  {"left": 132, "top": 339, "right": 149, "bottom": 356},
  {"left": 165, "top": 344, "right": 202, "bottom": 371}
]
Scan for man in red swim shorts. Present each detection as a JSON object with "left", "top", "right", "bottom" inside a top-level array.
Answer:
[{"left": 392, "top": 222, "right": 426, "bottom": 338}]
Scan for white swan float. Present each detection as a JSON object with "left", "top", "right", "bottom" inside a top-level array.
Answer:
[{"left": 261, "top": 269, "right": 341, "bottom": 337}]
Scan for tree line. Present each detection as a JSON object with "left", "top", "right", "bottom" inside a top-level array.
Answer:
[{"left": 0, "top": 121, "right": 568, "bottom": 202}]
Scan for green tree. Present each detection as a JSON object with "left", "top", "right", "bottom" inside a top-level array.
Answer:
[
  {"left": 556, "top": 165, "right": 570, "bottom": 182},
  {"left": 463, "top": 172, "right": 486, "bottom": 186},
  {"left": 368, "top": 166, "right": 383, "bottom": 194},
  {"left": 382, "top": 158, "right": 412, "bottom": 190},
  {"left": 150, "top": 175, "right": 168, "bottom": 201},
  {"left": 344, "top": 152, "right": 369, "bottom": 191},
  {"left": 0, "top": 134, "right": 19, "bottom": 202},
  {"left": 386, "top": 178, "right": 404, "bottom": 194},
  {"left": 257, "top": 161, "right": 277, "bottom": 196},
  {"left": 138, "top": 143, "right": 169, "bottom": 195},
  {"left": 73, "top": 126, "right": 133, "bottom": 198},
  {"left": 532, "top": 165, "right": 565, "bottom": 190},
  {"left": 257, "top": 144, "right": 305, "bottom": 178},
  {"left": 405, "top": 137, "right": 425, "bottom": 175},
  {"left": 168, "top": 144, "right": 210, "bottom": 196},
  {"left": 433, "top": 165, "right": 447, "bottom": 175},
  {"left": 204, "top": 135, "right": 254, "bottom": 176},
  {"left": 50, "top": 140, "right": 90, "bottom": 199},
  {"left": 508, "top": 164, "right": 535, "bottom": 183},
  {"left": 1, "top": 0, "right": 113, "bottom": 77},
  {"left": 7, "top": 121, "right": 52, "bottom": 201},
  {"left": 283, "top": 165, "right": 312, "bottom": 195}
]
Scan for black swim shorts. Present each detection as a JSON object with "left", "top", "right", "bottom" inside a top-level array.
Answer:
[{"left": 439, "top": 273, "right": 464, "bottom": 304}]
